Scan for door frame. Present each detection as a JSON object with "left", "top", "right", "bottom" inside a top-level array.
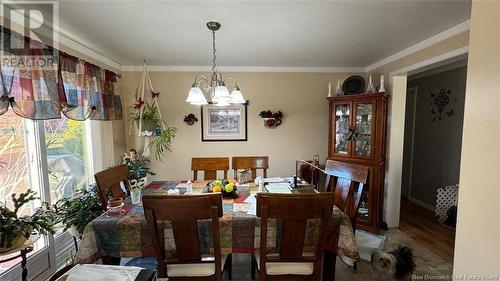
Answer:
[{"left": 384, "top": 46, "right": 469, "bottom": 227}]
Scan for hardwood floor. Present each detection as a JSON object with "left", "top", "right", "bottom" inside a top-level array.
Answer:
[{"left": 399, "top": 196, "right": 456, "bottom": 263}]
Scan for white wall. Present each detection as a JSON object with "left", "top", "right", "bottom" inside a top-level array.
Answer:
[{"left": 453, "top": 0, "right": 500, "bottom": 275}]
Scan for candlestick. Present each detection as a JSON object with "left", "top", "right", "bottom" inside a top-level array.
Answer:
[
  {"left": 335, "top": 80, "right": 344, "bottom": 96},
  {"left": 327, "top": 82, "right": 332, "bottom": 97},
  {"left": 379, "top": 75, "right": 386, "bottom": 93}
]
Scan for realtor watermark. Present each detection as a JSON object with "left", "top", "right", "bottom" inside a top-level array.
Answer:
[
  {"left": 412, "top": 274, "right": 499, "bottom": 280},
  {"left": 0, "top": 1, "right": 59, "bottom": 69}
]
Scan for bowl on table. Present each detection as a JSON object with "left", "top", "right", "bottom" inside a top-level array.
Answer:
[
  {"left": 106, "top": 202, "right": 124, "bottom": 217},
  {"left": 206, "top": 179, "right": 239, "bottom": 198}
]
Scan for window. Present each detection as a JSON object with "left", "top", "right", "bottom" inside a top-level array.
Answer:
[{"left": 0, "top": 112, "right": 93, "bottom": 280}]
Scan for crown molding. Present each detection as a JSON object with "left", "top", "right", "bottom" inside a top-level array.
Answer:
[
  {"left": 120, "top": 65, "right": 365, "bottom": 73},
  {"left": 365, "top": 20, "right": 470, "bottom": 73},
  {"left": 389, "top": 46, "right": 469, "bottom": 78}
]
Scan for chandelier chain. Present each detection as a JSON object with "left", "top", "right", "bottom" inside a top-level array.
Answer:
[{"left": 212, "top": 30, "right": 217, "bottom": 74}]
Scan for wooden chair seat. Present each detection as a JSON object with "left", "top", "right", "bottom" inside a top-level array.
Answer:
[
  {"left": 254, "top": 251, "right": 314, "bottom": 276},
  {"left": 167, "top": 255, "right": 228, "bottom": 277}
]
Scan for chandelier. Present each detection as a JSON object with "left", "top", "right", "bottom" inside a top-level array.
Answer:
[{"left": 185, "top": 21, "right": 246, "bottom": 106}]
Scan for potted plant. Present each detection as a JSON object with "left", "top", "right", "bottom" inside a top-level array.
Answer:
[
  {"left": 54, "top": 186, "right": 103, "bottom": 238},
  {"left": 129, "top": 91, "right": 178, "bottom": 161},
  {"left": 259, "top": 110, "right": 284, "bottom": 128},
  {"left": 130, "top": 98, "right": 161, "bottom": 133},
  {"left": 123, "top": 149, "right": 156, "bottom": 204},
  {"left": 0, "top": 190, "right": 56, "bottom": 253}
]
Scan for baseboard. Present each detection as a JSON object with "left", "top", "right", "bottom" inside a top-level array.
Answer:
[{"left": 407, "top": 196, "right": 436, "bottom": 211}]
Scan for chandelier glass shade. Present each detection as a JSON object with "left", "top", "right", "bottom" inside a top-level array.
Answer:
[{"left": 186, "top": 21, "right": 246, "bottom": 106}]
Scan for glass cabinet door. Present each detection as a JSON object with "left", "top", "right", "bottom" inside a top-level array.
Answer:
[
  {"left": 354, "top": 102, "right": 374, "bottom": 158},
  {"left": 334, "top": 103, "right": 351, "bottom": 155}
]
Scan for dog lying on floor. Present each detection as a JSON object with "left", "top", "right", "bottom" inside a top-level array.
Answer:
[{"left": 371, "top": 246, "right": 415, "bottom": 281}]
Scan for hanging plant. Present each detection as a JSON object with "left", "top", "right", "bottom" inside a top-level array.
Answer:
[
  {"left": 259, "top": 110, "right": 284, "bottom": 128},
  {"left": 148, "top": 126, "right": 177, "bottom": 161},
  {"left": 129, "top": 63, "right": 178, "bottom": 161},
  {"left": 129, "top": 99, "right": 161, "bottom": 132}
]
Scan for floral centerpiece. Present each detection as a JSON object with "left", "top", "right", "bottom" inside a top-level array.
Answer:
[
  {"left": 0, "top": 190, "right": 56, "bottom": 252},
  {"left": 123, "top": 149, "right": 156, "bottom": 204},
  {"left": 207, "top": 179, "right": 238, "bottom": 198},
  {"left": 54, "top": 186, "right": 103, "bottom": 238}
]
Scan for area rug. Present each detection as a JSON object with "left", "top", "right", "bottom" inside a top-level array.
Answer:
[
  {"left": 335, "top": 229, "right": 453, "bottom": 281},
  {"left": 125, "top": 228, "right": 454, "bottom": 280}
]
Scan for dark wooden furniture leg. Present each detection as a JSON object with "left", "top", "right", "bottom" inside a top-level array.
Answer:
[
  {"left": 20, "top": 247, "right": 31, "bottom": 281},
  {"left": 323, "top": 250, "right": 337, "bottom": 281},
  {"left": 251, "top": 254, "right": 256, "bottom": 279}
]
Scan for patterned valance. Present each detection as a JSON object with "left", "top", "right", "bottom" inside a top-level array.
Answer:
[
  {"left": 60, "top": 52, "right": 122, "bottom": 121},
  {"left": 0, "top": 26, "right": 122, "bottom": 121}
]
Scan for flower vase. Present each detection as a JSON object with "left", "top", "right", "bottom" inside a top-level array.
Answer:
[
  {"left": 68, "top": 225, "right": 82, "bottom": 238},
  {"left": 130, "top": 188, "right": 142, "bottom": 205},
  {"left": 264, "top": 118, "right": 282, "bottom": 128}
]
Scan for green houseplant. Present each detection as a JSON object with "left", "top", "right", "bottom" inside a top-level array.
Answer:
[
  {"left": 130, "top": 99, "right": 161, "bottom": 132},
  {"left": 123, "top": 149, "right": 156, "bottom": 204},
  {"left": 0, "top": 190, "right": 56, "bottom": 253},
  {"left": 54, "top": 186, "right": 103, "bottom": 238},
  {"left": 129, "top": 91, "right": 178, "bottom": 161},
  {"left": 148, "top": 126, "right": 177, "bottom": 161}
]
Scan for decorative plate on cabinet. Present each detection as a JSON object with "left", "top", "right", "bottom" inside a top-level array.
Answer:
[{"left": 342, "top": 75, "right": 366, "bottom": 95}]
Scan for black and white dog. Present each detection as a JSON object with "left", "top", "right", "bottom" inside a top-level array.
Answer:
[{"left": 371, "top": 246, "right": 415, "bottom": 281}]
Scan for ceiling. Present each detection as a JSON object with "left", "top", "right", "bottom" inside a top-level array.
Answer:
[{"left": 32, "top": 0, "right": 472, "bottom": 68}]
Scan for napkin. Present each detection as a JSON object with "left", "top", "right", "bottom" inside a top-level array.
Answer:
[{"left": 67, "top": 264, "right": 142, "bottom": 281}]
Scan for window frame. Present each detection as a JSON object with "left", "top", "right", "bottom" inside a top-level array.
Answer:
[{"left": 0, "top": 117, "right": 96, "bottom": 281}]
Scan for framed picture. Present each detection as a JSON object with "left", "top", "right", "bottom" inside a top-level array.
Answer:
[{"left": 201, "top": 104, "right": 247, "bottom": 141}]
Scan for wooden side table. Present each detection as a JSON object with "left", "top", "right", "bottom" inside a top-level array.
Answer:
[{"left": 0, "top": 236, "right": 39, "bottom": 281}]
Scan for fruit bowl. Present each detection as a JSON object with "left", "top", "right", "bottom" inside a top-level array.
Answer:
[{"left": 207, "top": 179, "right": 239, "bottom": 198}]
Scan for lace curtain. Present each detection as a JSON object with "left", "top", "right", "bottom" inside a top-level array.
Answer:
[{"left": 0, "top": 26, "right": 122, "bottom": 121}]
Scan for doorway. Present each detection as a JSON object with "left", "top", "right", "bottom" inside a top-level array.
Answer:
[{"left": 399, "top": 60, "right": 468, "bottom": 262}]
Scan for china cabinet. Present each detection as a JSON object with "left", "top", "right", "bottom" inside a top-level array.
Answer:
[{"left": 328, "top": 92, "right": 388, "bottom": 233}]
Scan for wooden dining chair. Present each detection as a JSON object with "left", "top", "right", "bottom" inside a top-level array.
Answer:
[
  {"left": 191, "top": 157, "right": 230, "bottom": 180},
  {"left": 232, "top": 156, "right": 269, "bottom": 181},
  {"left": 142, "top": 193, "right": 231, "bottom": 280},
  {"left": 252, "top": 193, "right": 335, "bottom": 281},
  {"left": 94, "top": 164, "right": 129, "bottom": 209},
  {"left": 324, "top": 160, "right": 369, "bottom": 231}
]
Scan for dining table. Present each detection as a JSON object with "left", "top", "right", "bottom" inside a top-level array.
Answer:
[{"left": 76, "top": 180, "right": 360, "bottom": 280}]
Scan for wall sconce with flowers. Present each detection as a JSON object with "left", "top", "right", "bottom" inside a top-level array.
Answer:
[
  {"left": 259, "top": 110, "right": 284, "bottom": 128},
  {"left": 183, "top": 113, "right": 198, "bottom": 125}
]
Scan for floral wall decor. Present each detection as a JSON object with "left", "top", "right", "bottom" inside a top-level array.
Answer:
[
  {"left": 259, "top": 110, "right": 284, "bottom": 128},
  {"left": 183, "top": 113, "right": 198, "bottom": 125},
  {"left": 430, "top": 89, "right": 457, "bottom": 122}
]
